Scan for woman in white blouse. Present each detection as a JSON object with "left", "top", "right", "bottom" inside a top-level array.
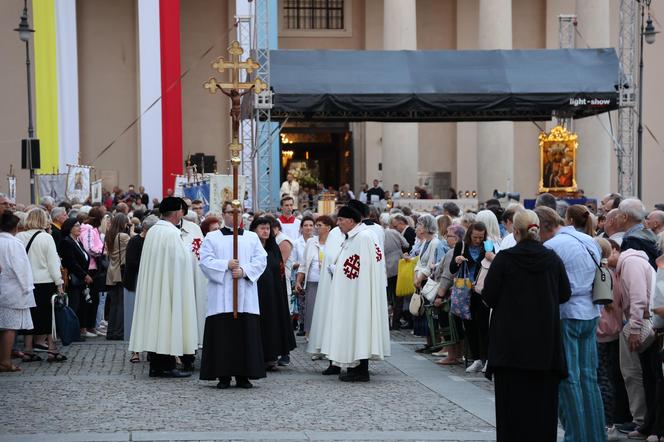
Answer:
[
  {"left": 16, "top": 208, "right": 66, "bottom": 363},
  {"left": 295, "top": 215, "right": 335, "bottom": 337},
  {"left": 0, "top": 212, "right": 36, "bottom": 372}
]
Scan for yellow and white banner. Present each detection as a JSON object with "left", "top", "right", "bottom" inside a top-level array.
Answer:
[{"left": 207, "top": 174, "right": 247, "bottom": 215}]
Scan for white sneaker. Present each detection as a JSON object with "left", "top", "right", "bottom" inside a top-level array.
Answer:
[
  {"left": 482, "top": 361, "right": 488, "bottom": 373},
  {"left": 84, "top": 331, "right": 97, "bottom": 338},
  {"left": 465, "top": 359, "right": 483, "bottom": 373}
]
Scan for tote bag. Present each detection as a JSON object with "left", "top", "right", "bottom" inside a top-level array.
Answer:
[
  {"left": 450, "top": 262, "right": 473, "bottom": 320},
  {"left": 396, "top": 256, "right": 419, "bottom": 297}
]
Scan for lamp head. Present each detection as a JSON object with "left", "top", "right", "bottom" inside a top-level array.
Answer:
[
  {"left": 14, "top": 6, "right": 34, "bottom": 42},
  {"left": 644, "top": 16, "right": 658, "bottom": 45}
]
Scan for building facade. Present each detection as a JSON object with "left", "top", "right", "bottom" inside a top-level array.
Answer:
[{"left": 1, "top": 0, "right": 662, "bottom": 206}]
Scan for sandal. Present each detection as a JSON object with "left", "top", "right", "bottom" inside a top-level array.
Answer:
[
  {"left": 129, "top": 353, "right": 140, "bottom": 363},
  {"left": 21, "top": 352, "right": 42, "bottom": 362},
  {"left": 47, "top": 351, "right": 67, "bottom": 363},
  {"left": 0, "top": 364, "right": 22, "bottom": 373},
  {"left": 11, "top": 350, "right": 25, "bottom": 359},
  {"left": 435, "top": 357, "right": 460, "bottom": 366}
]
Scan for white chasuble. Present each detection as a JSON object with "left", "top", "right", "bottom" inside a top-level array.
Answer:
[
  {"left": 320, "top": 224, "right": 391, "bottom": 367},
  {"left": 306, "top": 226, "right": 345, "bottom": 355},
  {"left": 129, "top": 220, "right": 198, "bottom": 356},
  {"left": 180, "top": 219, "right": 208, "bottom": 346},
  {"left": 199, "top": 228, "right": 267, "bottom": 316}
]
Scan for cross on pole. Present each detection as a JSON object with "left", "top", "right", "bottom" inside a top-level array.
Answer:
[{"left": 203, "top": 40, "right": 268, "bottom": 319}]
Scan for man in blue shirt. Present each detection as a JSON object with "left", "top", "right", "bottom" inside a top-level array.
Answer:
[{"left": 535, "top": 206, "right": 605, "bottom": 442}]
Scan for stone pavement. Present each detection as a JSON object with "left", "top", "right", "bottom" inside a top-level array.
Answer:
[{"left": 0, "top": 331, "right": 626, "bottom": 442}]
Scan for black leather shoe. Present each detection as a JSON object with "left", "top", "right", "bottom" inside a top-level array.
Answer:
[
  {"left": 181, "top": 362, "right": 195, "bottom": 372},
  {"left": 322, "top": 365, "right": 341, "bottom": 375},
  {"left": 235, "top": 377, "right": 253, "bottom": 389},
  {"left": 217, "top": 377, "right": 231, "bottom": 389},
  {"left": 158, "top": 369, "right": 191, "bottom": 378},
  {"left": 339, "top": 371, "right": 369, "bottom": 382}
]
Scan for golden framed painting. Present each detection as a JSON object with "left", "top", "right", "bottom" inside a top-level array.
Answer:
[{"left": 539, "top": 125, "right": 578, "bottom": 194}]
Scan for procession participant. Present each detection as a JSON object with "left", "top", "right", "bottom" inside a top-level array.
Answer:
[
  {"left": 347, "top": 199, "right": 384, "bottom": 250},
  {"left": 320, "top": 205, "right": 390, "bottom": 382},
  {"left": 251, "top": 216, "right": 297, "bottom": 371},
  {"left": 198, "top": 201, "right": 267, "bottom": 389},
  {"left": 277, "top": 196, "right": 300, "bottom": 241},
  {"left": 307, "top": 215, "right": 346, "bottom": 368},
  {"left": 280, "top": 173, "right": 300, "bottom": 209},
  {"left": 180, "top": 216, "right": 208, "bottom": 353},
  {"left": 129, "top": 197, "right": 198, "bottom": 378}
]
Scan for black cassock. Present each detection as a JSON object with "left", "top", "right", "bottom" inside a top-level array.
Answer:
[{"left": 258, "top": 241, "right": 296, "bottom": 363}]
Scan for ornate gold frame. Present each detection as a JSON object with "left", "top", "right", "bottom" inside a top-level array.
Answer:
[{"left": 538, "top": 125, "right": 578, "bottom": 194}]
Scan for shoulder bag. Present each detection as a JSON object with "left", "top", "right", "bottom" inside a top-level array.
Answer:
[
  {"left": 450, "top": 243, "right": 473, "bottom": 320},
  {"left": 562, "top": 232, "right": 613, "bottom": 305}
]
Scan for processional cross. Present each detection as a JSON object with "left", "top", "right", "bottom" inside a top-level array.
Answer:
[{"left": 204, "top": 40, "right": 267, "bottom": 319}]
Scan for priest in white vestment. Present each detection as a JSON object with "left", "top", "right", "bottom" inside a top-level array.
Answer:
[
  {"left": 129, "top": 197, "right": 198, "bottom": 378},
  {"left": 198, "top": 201, "right": 267, "bottom": 389},
  {"left": 320, "top": 205, "right": 391, "bottom": 382}
]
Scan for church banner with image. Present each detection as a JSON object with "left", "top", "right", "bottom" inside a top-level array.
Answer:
[
  {"left": 91, "top": 179, "right": 103, "bottom": 203},
  {"left": 37, "top": 174, "right": 67, "bottom": 203},
  {"left": 207, "top": 174, "right": 247, "bottom": 215},
  {"left": 7, "top": 176, "right": 16, "bottom": 202},
  {"left": 183, "top": 180, "right": 210, "bottom": 214},
  {"left": 66, "top": 164, "right": 91, "bottom": 203}
]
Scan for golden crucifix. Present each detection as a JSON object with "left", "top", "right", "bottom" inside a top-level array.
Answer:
[{"left": 203, "top": 40, "right": 267, "bottom": 319}]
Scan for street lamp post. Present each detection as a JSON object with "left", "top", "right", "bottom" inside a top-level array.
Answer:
[
  {"left": 637, "top": 0, "right": 658, "bottom": 199},
  {"left": 14, "top": 0, "right": 36, "bottom": 204}
]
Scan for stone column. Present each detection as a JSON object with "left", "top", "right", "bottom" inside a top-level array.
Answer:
[
  {"left": 575, "top": 0, "right": 612, "bottom": 199},
  {"left": 382, "top": 0, "right": 419, "bottom": 194},
  {"left": 477, "top": 0, "right": 514, "bottom": 200}
]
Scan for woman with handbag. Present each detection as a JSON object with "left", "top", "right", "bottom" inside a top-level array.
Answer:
[
  {"left": 432, "top": 224, "right": 466, "bottom": 365},
  {"left": 104, "top": 213, "right": 130, "bottom": 341},
  {"left": 412, "top": 214, "right": 440, "bottom": 341},
  {"left": 449, "top": 221, "right": 493, "bottom": 373},
  {"left": 80, "top": 207, "right": 105, "bottom": 336},
  {"left": 480, "top": 210, "right": 571, "bottom": 442},
  {"left": 0, "top": 212, "right": 35, "bottom": 373},
  {"left": 294, "top": 215, "right": 334, "bottom": 337},
  {"left": 16, "top": 208, "right": 66, "bottom": 363},
  {"left": 58, "top": 218, "right": 93, "bottom": 340}
]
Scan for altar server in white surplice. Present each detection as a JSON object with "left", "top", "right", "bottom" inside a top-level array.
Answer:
[
  {"left": 129, "top": 197, "right": 198, "bottom": 378},
  {"left": 320, "top": 205, "right": 390, "bottom": 382},
  {"left": 198, "top": 201, "right": 267, "bottom": 389}
]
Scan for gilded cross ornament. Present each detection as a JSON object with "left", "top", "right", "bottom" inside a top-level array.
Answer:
[{"left": 203, "top": 40, "right": 269, "bottom": 319}]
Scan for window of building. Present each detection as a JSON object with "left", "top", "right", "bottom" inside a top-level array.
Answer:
[{"left": 283, "top": 0, "right": 344, "bottom": 30}]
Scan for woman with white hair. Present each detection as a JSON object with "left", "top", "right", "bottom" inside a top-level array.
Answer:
[
  {"left": 412, "top": 214, "right": 440, "bottom": 339},
  {"left": 475, "top": 210, "right": 502, "bottom": 254},
  {"left": 16, "top": 208, "right": 66, "bottom": 362}
]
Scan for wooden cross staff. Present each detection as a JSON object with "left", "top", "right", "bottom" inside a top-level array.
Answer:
[{"left": 204, "top": 40, "right": 267, "bottom": 319}]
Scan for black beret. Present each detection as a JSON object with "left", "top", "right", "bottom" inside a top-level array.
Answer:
[
  {"left": 346, "top": 199, "right": 369, "bottom": 217},
  {"left": 160, "top": 197, "right": 186, "bottom": 214},
  {"left": 337, "top": 205, "right": 361, "bottom": 223}
]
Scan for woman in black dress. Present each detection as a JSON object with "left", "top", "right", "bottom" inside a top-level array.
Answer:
[
  {"left": 481, "top": 209, "right": 571, "bottom": 442},
  {"left": 249, "top": 216, "right": 296, "bottom": 370},
  {"left": 58, "top": 218, "right": 93, "bottom": 339}
]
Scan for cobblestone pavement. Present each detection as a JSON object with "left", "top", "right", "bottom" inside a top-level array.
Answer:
[{"left": 0, "top": 331, "right": 620, "bottom": 442}]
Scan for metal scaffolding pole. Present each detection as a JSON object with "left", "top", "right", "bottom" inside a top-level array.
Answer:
[{"left": 617, "top": 0, "right": 639, "bottom": 196}]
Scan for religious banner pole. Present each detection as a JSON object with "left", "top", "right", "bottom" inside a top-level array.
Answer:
[{"left": 204, "top": 41, "right": 267, "bottom": 319}]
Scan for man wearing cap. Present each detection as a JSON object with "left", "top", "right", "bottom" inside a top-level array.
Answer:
[
  {"left": 319, "top": 204, "right": 390, "bottom": 382},
  {"left": 129, "top": 197, "right": 198, "bottom": 378}
]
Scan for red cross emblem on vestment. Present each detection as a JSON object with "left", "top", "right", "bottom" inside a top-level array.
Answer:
[
  {"left": 375, "top": 245, "right": 383, "bottom": 262},
  {"left": 343, "top": 254, "right": 361, "bottom": 279},
  {"left": 191, "top": 238, "right": 202, "bottom": 260}
]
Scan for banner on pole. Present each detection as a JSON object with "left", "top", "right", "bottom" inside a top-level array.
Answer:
[
  {"left": 207, "top": 174, "right": 247, "bottom": 215},
  {"left": 37, "top": 174, "right": 67, "bottom": 203},
  {"left": 66, "top": 165, "right": 91, "bottom": 203},
  {"left": 7, "top": 176, "right": 16, "bottom": 202},
  {"left": 91, "top": 179, "right": 103, "bottom": 203},
  {"left": 182, "top": 180, "right": 211, "bottom": 214}
]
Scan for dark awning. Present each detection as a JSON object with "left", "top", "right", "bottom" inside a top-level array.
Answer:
[{"left": 268, "top": 48, "right": 620, "bottom": 122}]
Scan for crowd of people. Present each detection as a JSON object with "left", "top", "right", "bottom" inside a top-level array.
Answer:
[{"left": 1, "top": 183, "right": 663, "bottom": 441}]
